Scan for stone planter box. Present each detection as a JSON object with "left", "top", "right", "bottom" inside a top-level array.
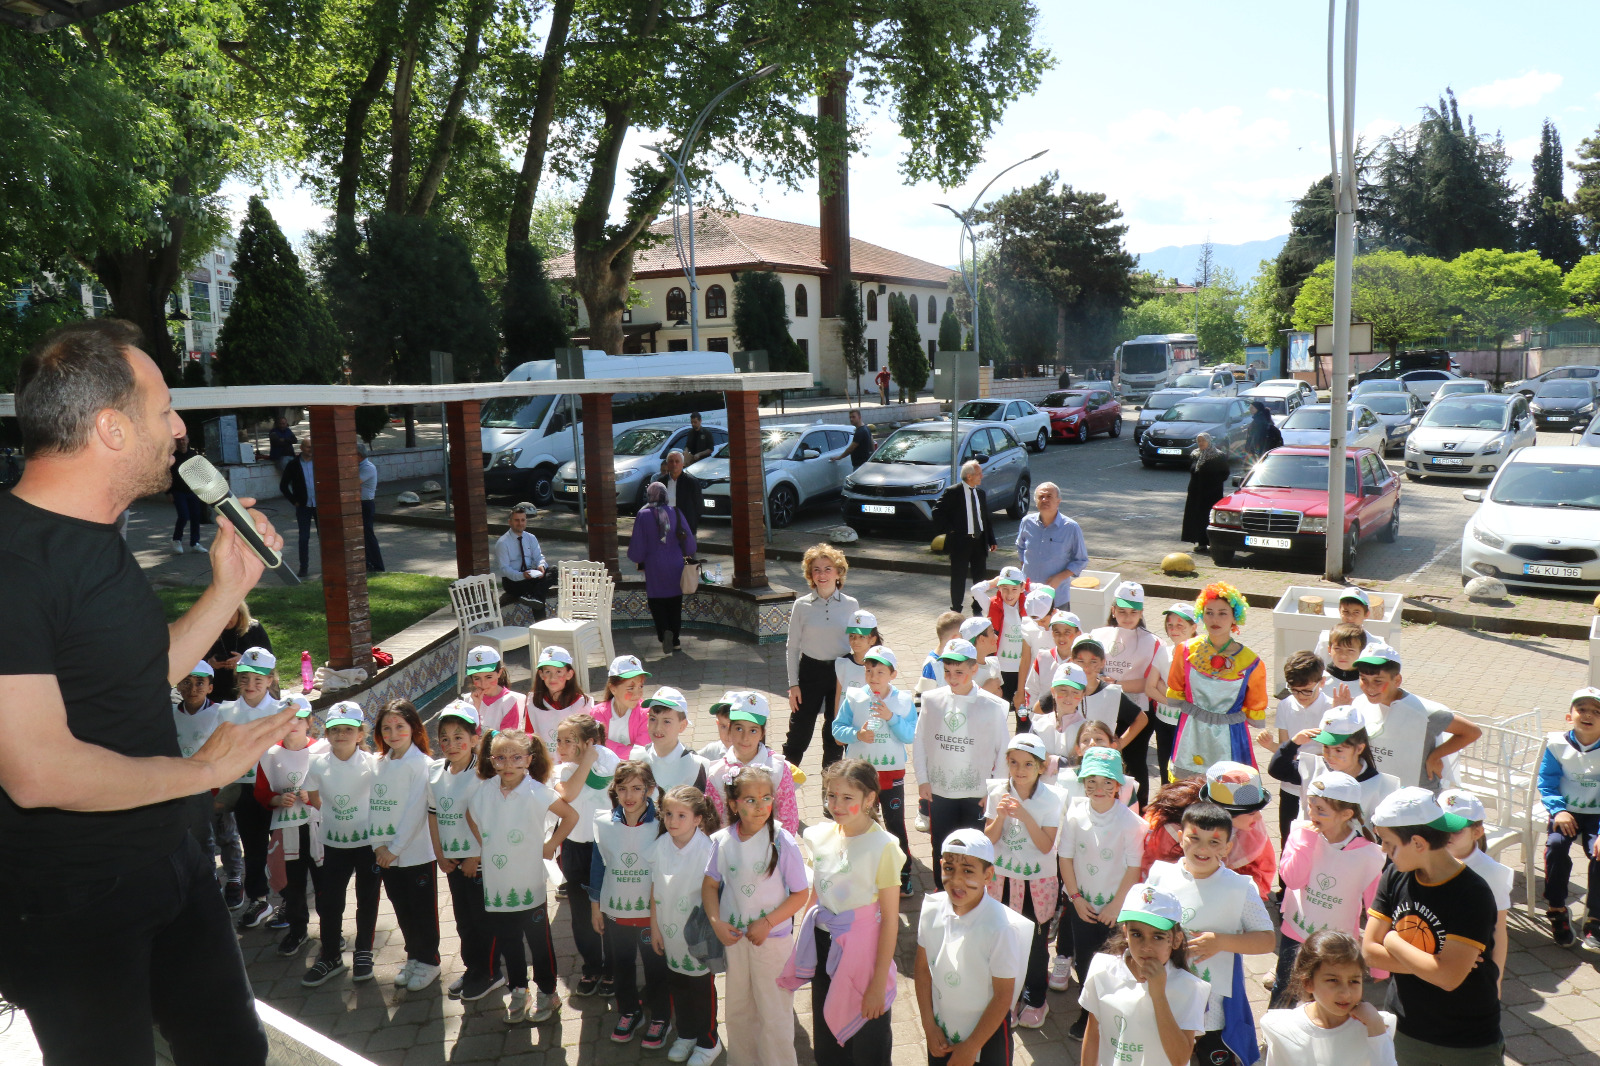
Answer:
[{"left": 1272, "top": 585, "right": 1403, "bottom": 678}]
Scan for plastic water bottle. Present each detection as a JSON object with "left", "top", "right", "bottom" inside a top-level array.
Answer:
[{"left": 300, "top": 651, "right": 314, "bottom": 694}]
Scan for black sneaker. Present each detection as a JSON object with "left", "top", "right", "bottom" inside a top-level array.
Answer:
[
  {"left": 641, "top": 1018, "right": 670, "bottom": 1049},
  {"left": 269, "top": 908, "right": 291, "bottom": 931},
  {"left": 900, "top": 876, "right": 916, "bottom": 898},
  {"left": 302, "top": 957, "right": 346, "bottom": 988},
  {"left": 611, "top": 1010, "right": 644, "bottom": 1042},
  {"left": 574, "top": 974, "right": 601, "bottom": 997},
  {"left": 1067, "top": 1010, "right": 1089, "bottom": 1041},
  {"left": 224, "top": 880, "right": 245, "bottom": 909},
  {"left": 460, "top": 972, "right": 507, "bottom": 1002},
  {"left": 596, "top": 975, "right": 615, "bottom": 999},
  {"left": 352, "top": 950, "right": 375, "bottom": 981},
  {"left": 237, "top": 898, "right": 273, "bottom": 930},
  {"left": 446, "top": 975, "right": 465, "bottom": 999},
  {"left": 1550, "top": 909, "right": 1576, "bottom": 946},
  {"left": 277, "top": 930, "right": 308, "bottom": 957}
]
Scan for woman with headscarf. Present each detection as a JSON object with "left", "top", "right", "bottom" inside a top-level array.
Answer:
[
  {"left": 627, "top": 480, "right": 698, "bottom": 654},
  {"left": 1180, "top": 432, "right": 1231, "bottom": 553},
  {"left": 1245, "top": 400, "right": 1280, "bottom": 461}
]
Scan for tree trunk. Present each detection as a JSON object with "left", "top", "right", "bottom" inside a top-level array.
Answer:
[
  {"left": 386, "top": 35, "right": 420, "bottom": 215},
  {"left": 1055, "top": 300, "right": 1068, "bottom": 365},
  {"left": 408, "top": 0, "right": 495, "bottom": 217},
  {"left": 505, "top": 0, "right": 574, "bottom": 246},
  {"left": 89, "top": 175, "right": 190, "bottom": 384},
  {"left": 336, "top": 48, "right": 394, "bottom": 222}
]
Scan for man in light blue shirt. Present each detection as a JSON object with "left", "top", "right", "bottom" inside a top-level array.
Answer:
[
  {"left": 356, "top": 442, "right": 384, "bottom": 572},
  {"left": 1014, "top": 481, "right": 1088, "bottom": 607},
  {"left": 495, "top": 503, "right": 550, "bottom": 613}
]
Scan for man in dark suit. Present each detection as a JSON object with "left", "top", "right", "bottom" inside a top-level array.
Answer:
[
  {"left": 278, "top": 439, "right": 317, "bottom": 577},
  {"left": 651, "top": 449, "right": 704, "bottom": 534},
  {"left": 932, "top": 459, "right": 996, "bottom": 612}
]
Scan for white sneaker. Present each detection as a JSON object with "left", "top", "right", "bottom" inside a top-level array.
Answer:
[
  {"left": 506, "top": 988, "right": 530, "bottom": 1023},
  {"left": 191, "top": 542, "right": 208, "bottom": 554},
  {"left": 394, "top": 960, "right": 416, "bottom": 987},
  {"left": 914, "top": 812, "right": 929, "bottom": 833},
  {"left": 405, "top": 962, "right": 441, "bottom": 992},
  {"left": 1048, "top": 954, "right": 1072, "bottom": 992},
  {"left": 686, "top": 1040, "right": 723, "bottom": 1066},
  {"left": 528, "top": 989, "right": 561, "bottom": 1023},
  {"left": 668, "top": 1037, "right": 698, "bottom": 1063},
  {"left": 171, "top": 540, "right": 185, "bottom": 555}
]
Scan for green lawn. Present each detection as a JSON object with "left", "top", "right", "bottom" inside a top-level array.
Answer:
[{"left": 156, "top": 573, "right": 454, "bottom": 689}]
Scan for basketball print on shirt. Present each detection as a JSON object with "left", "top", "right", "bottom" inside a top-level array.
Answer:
[{"left": 1391, "top": 905, "right": 1443, "bottom": 955}]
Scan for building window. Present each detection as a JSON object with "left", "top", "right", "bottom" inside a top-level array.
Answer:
[
  {"left": 928, "top": 296, "right": 937, "bottom": 324},
  {"left": 866, "top": 289, "right": 878, "bottom": 321},
  {"left": 705, "top": 284, "right": 727, "bottom": 319},
  {"left": 189, "top": 281, "right": 212, "bottom": 323},
  {"left": 706, "top": 337, "right": 730, "bottom": 352},
  {"left": 88, "top": 285, "right": 110, "bottom": 317},
  {"left": 927, "top": 339, "right": 937, "bottom": 361},
  {"left": 667, "top": 339, "right": 689, "bottom": 352},
  {"left": 909, "top": 294, "right": 918, "bottom": 322},
  {"left": 794, "top": 283, "right": 808, "bottom": 317},
  {"left": 666, "top": 287, "right": 687, "bottom": 320},
  {"left": 215, "top": 253, "right": 226, "bottom": 265},
  {"left": 217, "top": 281, "right": 233, "bottom": 313},
  {"left": 797, "top": 338, "right": 809, "bottom": 361},
  {"left": 867, "top": 338, "right": 878, "bottom": 371}
]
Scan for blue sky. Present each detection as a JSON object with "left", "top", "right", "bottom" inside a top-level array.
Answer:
[{"left": 235, "top": 1, "right": 1600, "bottom": 268}]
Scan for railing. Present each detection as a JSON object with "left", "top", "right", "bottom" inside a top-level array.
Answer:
[{"left": 1527, "top": 329, "right": 1600, "bottom": 349}]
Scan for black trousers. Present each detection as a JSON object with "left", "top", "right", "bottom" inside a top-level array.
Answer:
[
  {"left": 1067, "top": 907, "right": 1113, "bottom": 986},
  {"left": 882, "top": 778, "right": 912, "bottom": 887},
  {"left": 669, "top": 969, "right": 719, "bottom": 1048},
  {"left": 316, "top": 844, "right": 381, "bottom": 960},
  {"left": 485, "top": 906, "right": 557, "bottom": 993},
  {"left": 0, "top": 834, "right": 268, "bottom": 1066},
  {"left": 604, "top": 917, "right": 671, "bottom": 1017},
  {"left": 561, "top": 841, "right": 606, "bottom": 976},
  {"left": 1121, "top": 717, "right": 1153, "bottom": 810},
  {"left": 294, "top": 503, "right": 317, "bottom": 574},
  {"left": 1001, "top": 878, "right": 1051, "bottom": 1009},
  {"left": 946, "top": 532, "right": 989, "bottom": 612},
  {"left": 446, "top": 864, "right": 498, "bottom": 980},
  {"left": 360, "top": 499, "right": 385, "bottom": 571},
  {"left": 784, "top": 653, "right": 843, "bottom": 770},
  {"left": 647, "top": 594, "right": 684, "bottom": 643},
  {"left": 1152, "top": 716, "right": 1177, "bottom": 792},
  {"left": 233, "top": 784, "right": 272, "bottom": 901},
  {"left": 379, "top": 862, "right": 440, "bottom": 965},
  {"left": 280, "top": 824, "right": 324, "bottom": 937},
  {"left": 813, "top": 926, "right": 893, "bottom": 1066},
  {"left": 1194, "top": 1028, "right": 1241, "bottom": 1066},
  {"left": 172, "top": 491, "right": 203, "bottom": 545},
  {"left": 930, "top": 795, "right": 985, "bottom": 890},
  {"left": 928, "top": 1019, "right": 1011, "bottom": 1065},
  {"left": 1001, "top": 670, "right": 1029, "bottom": 733},
  {"left": 501, "top": 572, "right": 553, "bottom": 608}
]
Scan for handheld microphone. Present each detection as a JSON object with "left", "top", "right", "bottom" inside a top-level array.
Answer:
[{"left": 178, "top": 453, "right": 300, "bottom": 586}]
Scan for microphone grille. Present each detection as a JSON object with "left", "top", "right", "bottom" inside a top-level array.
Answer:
[{"left": 178, "top": 453, "right": 230, "bottom": 504}]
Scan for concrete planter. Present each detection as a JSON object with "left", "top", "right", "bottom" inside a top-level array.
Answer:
[{"left": 1271, "top": 585, "right": 1403, "bottom": 678}]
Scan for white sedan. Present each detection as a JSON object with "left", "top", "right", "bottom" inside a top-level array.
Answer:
[
  {"left": 956, "top": 398, "right": 1053, "bottom": 452},
  {"left": 1461, "top": 446, "right": 1600, "bottom": 594},
  {"left": 1278, "top": 403, "right": 1387, "bottom": 453}
]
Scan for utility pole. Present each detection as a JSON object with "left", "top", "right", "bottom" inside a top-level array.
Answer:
[{"left": 1325, "top": 0, "right": 1359, "bottom": 580}]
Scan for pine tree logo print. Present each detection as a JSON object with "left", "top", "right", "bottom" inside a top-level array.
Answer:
[{"left": 439, "top": 797, "right": 453, "bottom": 812}]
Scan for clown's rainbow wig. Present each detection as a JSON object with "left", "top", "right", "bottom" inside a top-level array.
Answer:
[{"left": 1194, "top": 582, "right": 1247, "bottom": 630}]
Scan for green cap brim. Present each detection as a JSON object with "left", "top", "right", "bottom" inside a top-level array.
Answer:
[
  {"left": 1114, "top": 598, "right": 1142, "bottom": 609},
  {"left": 1313, "top": 729, "right": 1352, "bottom": 746},
  {"left": 465, "top": 664, "right": 498, "bottom": 675},
  {"left": 642, "top": 698, "right": 682, "bottom": 711},
  {"left": 438, "top": 708, "right": 478, "bottom": 725},
  {"left": 846, "top": 627, "right": 875, "bottom": 635},
  {"left": 1354, "top": 654, "right": 1396, "bottom": 667},
  {"left": 613, "top": 669, "right": 650, "bottom": 679},
  {"left": 708, "top": 702, "right": 733, "bottom": 716},
  {"left": 864, "top": 652, "right": 896, "bottom": 668},
  {"left": 535, "top": 657, "right": 571, "bottom": 669},
  {"left": 1052, "top": 679, "right": 1087, "bottom": 692},
  {"left": 1116, "top": 906, "right": 1176, "bottom": 930},
  {"left": 236, "top": 664, "right": 273, "bottom": 675},
  {"left": 325, "top": 716, "right": 363, "bottom": 729},
  {"left": 293, "top": 708, "right": 313, "bottom": 718},
  {"left": 1430, "top": 812, "right": 1471, "bottom": 832},
  {"left": 728, "top": 710, "right": 767, "bottom": 725},
  {"left": 937, "top": 652, "right": 975, "bottom": 663},
  {"left": 997, "top": 579, "right": 1022, "bottom": 587}
]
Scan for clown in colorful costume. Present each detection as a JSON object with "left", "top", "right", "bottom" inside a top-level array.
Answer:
[{"left": 1167, "top": 583, "right": 1268, "bottom": 778}]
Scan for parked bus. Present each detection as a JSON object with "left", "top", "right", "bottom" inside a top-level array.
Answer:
[
  {"left": 480, "top": 350, "right": 734, "bottom": 505},
  {"left": 1113, "top": 333, "right": 1200, "bottom": 404}
]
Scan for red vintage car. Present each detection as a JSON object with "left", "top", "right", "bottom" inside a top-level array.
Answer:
[
  {"left": 1206, "top": 446, "right": 1400, "bottom": 572},
  {"left": 1039, "top": 388, "right": 1123, "bottom": 443}
]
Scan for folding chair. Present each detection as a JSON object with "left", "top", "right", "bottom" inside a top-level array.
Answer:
[
  {"left": 529, "top": 561, "right": 616, "bottom": 693},
  {"left": 1457, "top": 716, "right": 1546, "bottom": 916},
  {"left": 448, "top": 574, "right": 532, "bottom": 690}
]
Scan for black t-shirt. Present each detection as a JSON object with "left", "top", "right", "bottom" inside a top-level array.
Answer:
[
  {"left": 1370, "top": 861, "right": 1501, "bottom": 1048},
  {"left": 0, "top": 493, "right": 186, "bottom": 884},
  {"left": 684, "top": 426, "right": 715, "bottom": 459},
  {"left": 850, "top": 424, "right": 874, "bottom": 469},
  {"left": 206, "top": 621, "right": 272, "bottom": 702}
]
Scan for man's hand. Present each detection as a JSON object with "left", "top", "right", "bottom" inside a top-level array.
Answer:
[
  {"left": 190, "top": 706, "right": 298, "bottom": 790},
  {"left": 789, "top": 685, "right": 802, "bottom": 712},
  {"left": 207, "top": 497, "right": 282, "bottom": 602}
]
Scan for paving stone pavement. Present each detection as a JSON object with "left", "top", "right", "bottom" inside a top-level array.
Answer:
[{"left": 225, "top": 557, "right": 1596, "bottom": 1064}]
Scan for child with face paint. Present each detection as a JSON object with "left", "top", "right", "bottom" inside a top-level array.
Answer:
[
  {"left": 463, "top": 645, "right": 526, "bottom": 732},
  {"left": 646, "top": 786, "right": 721, "bottom": 1061},
  {"left": 782, "top": 759, "right": 905, "bottom": 1066},
  {"left": 705, "top": 692, "right": 800, "bottom": 835},
  {"left": 426, "top": 701, "right": 499, "bottom": 1002},
  {"left": 1261, "top": 929, "right": 1395, "bottom": 1066},
  {"left": 833, "top": 644, "right": 918, "bottom": 896},
  {"left": 527, "top": 645, "right": 592, "bottom": 751},
  {"left": 1031, "top": 661, "right": 1090, "bottom": 787},
  {"left": 595, "top": 655, "right": 654, "bottom": 760},
  {"left": 915, "top": 828, "right": 1031, "bottom": 1066},
  {"left": 1077, "top": 882, "right": 1209, "bottom": 1066},
  {"left": 1147, "top": 603, "right": 1199, "bottom": 787},
  {"left": 553, "top": 712, "right": 620, "bottom": 997},
  {"left": 301, "top": 702, "right": 380, "bottom": 987}
]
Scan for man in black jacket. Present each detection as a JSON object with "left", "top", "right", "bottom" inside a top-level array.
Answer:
[
  {"left": 932, "top": 459, "right": 997, "bottom": 612},
  {"left": 278, "top": 440, "right": 317, "bottom": 577},
  {"left": 651, "top": 449, "right": 704, "bottom": 534}
]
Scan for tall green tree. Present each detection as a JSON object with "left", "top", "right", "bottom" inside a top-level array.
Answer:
[
  {"left": 1370, "top": 90, "right": 1517, "bottom": 258},
  {"left": 1449, "top": 248, "right": 1567, "bottom": 384},
  {"left": 499, "top": 240, "right": 569, "bottom": 371},
  {"left": 1291, "top": 250, "right": 1450, "bottom": 359},
  {"left": 938, "top": 307, "right": 964, "bottom": 352},
  {"left": 1569, "top": 121, "right": 1600, "bottom": 253},
  {"left": 731, "top": 270, "right": 803, "bottom": 373},
  {"left": 1120, "top": 274, "right": 1244, "bottom": 362},
  {"left": 887, "top": 292, "right": 928, "bottom": 401},
  {"left": 214, "top": 198, "right": 344, "bottom": 387},
  {"left": 0, "top": 275, "right": 88, "bottom": 397},
  {"left": 1565, "top": 254, "right": 1600, "bottom": 315},
  {"left": 963, "top": 287, "right": 1010, "bottom": 369},
  {"left": 1519, "top": 119, "right": 1585, "bottom": 270},
  {"left": 837, "top": 285, "right": 868, "bottom": 403}
]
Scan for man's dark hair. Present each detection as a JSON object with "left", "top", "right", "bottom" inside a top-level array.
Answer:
[
  {"left": 1180, "top": 800, "right": 1235, "bottom": 838},
  {"left": 16, "top": 319, "right": 145, "bottom": 458}
]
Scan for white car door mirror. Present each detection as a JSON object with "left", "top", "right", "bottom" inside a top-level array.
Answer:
[{"left": 1462, "top": 489, "right": 1483, "bottom": 502}]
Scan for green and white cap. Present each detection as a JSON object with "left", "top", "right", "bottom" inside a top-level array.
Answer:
[
  {"left": 464, "top": 646, "right": 502, "bottom": 675},
  {"left": 438, "top": 699, "right": 479, "bottom": 728},
  {"left": 959, "top": 616, "right": 993, "bottom": 642},
  {"left": 1071, "top": 633, "right": 1106, "bottom": 657},
  {"left": 725, "top": 691, "right": 770, "bottom": 725},
  {"left": 1304, "top": 771, "right": 1362, "bottom": 805},
  {"left": 189, "top": 661, "right": 214, "bottom": 678},
  {"left": 1114, "top": 581, "right": 1145, "bottom": 609},
  {"left": 1048, "top": 609, "right": 1082, "bottom": 629},
  {"left": 937, "top": 638, "right": 978, "bottom": 663},
  {"left": 1050, "top": 661, "right": 1088, "bottom": 691},
  {"left": 1077, "top": 746, "right": 1127, "bottom": 783},
  {"left": 643, "top": 686, "right": 689, "bottom": 718},
  {"left": 1117, "top": 882, "right": 1183, "bottom": 930},
  {"left": 324, "top": 701, "right": 365, "bottom": 729},
  {"left": 846, "top": 609, "right": 878, "bottom": 635},
  {"left": 708, "top": 691, "right": 741, "bottom": 717},
  {"left": 1162, "top": 602, "right": 1198, "bottom": 624},
  {"left": 1313, "top": 706, "right": 1365, "bottom": 746},
  {"left": 1438, "top": 788, "right": 1486, "bottom": 823},
  {"left": 996, "top": 565, "right": 1026, "bottom": 587},
  {"left": 1354, "top": 642, "right": 1401, "bottom": 669},
  {"left": 1023, "top": 587, "right": 1057, "bottom": 620},
  {"left": 1571, "top": 686, "right": 1600, "bottom": 707},
  {"left": 940, "top": 827, "right": 996, "bottom": 865},
  {"left": 236, "top": 647, "right": 276, "bottom": 675},
  {"left": 1339, "top": 586, "right": 1371, "bottom": 607},
  {"left": 284, "top": 695, "right": 314, "bottom": 719},
  {"left": 536, "top": 646, "right": 574, "bottom": 670},
  {"left": 608, "top": 654, "right": 650, "bottom": 679},
  {"left": 864, "top": 645, "right": 897, "bottom": 670},
  {"left": 1373, "top": 787, "right": 1469, "bottom": 832}
]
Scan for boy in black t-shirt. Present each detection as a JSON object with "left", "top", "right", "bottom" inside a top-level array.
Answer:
[{"left": 1364, "top": 787, "right": 1502, "bottom": 1066}]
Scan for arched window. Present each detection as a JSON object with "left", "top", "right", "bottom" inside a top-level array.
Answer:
[
  {"left": 945, "top": 296, "right": 955, "bottom": 316},
  {"left": 908, "top": 294, "right": 919, "bottom": 322},
  {"left": 705, "top": 284, "right": 727, "bottom": 319},
  {"left": 928, "top": 295, "right": 938, "bottom": 324},
  {"left": 794, "top": 283, "right": 808, "bottom": 318},
  {"left": 866, "top": 289, "right": 878, "bottom": 321},
  {"left": 665, "top": 287, "right": 687, "bottom": 321}
]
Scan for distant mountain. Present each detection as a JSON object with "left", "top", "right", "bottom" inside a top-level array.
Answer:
[{"left": 1133, "top": 236, "right": 1288, "bottom": 285}]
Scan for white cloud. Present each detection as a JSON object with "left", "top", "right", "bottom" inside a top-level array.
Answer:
[{"left": 1459, "top": 70, "right": 1563, "bottom": 109}]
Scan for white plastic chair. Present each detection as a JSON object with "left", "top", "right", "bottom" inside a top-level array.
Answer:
[
  {"left": 448, "top": 574, "right": 532, "bottom": 690},
  {"left": 1456, "top": 716, "right": 1546, "bottom": 915},
  {"left": 529, "top": 561, "right": 615, "bottom": 693}
]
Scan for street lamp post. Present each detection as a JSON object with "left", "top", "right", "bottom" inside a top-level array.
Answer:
[
  {"left": 650, "top": 64, "right": 780, "bottom": 352},
  {"left": 1325, "top": 0, "right": 1359, "bottom": 580},
  {"left": 935, "top": 149, "right": 1048, "bottom": 482}
]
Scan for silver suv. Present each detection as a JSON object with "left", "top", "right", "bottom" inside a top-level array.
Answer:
[{"left": 842, "top": 420, "right": 1031, "bottom": 534}]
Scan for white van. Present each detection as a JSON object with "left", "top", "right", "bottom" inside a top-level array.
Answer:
[{"left": 480, "top": 350, "right": 735, "bottom": 504}]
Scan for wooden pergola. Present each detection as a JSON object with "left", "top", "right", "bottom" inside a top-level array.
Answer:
[{"left": 2, "top": 372, "right": 810, "bottom": 674}]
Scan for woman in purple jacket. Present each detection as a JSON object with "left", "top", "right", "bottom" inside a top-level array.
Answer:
[{"left": 627, "top": 481, "right": 698, "bottom": 654}]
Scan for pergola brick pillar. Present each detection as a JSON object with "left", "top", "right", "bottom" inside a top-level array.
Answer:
[
  {"left": 308, "top": 405, "right": 372, "bottom": 674},
  {"left": 580, "top": 394, "right": 619, "bottom": 576},
  {"left": 724, "top": 390, "right": 767, "bottom": 589},
  {"left": 445, "top": 400, "right": 490, "bottom": 578}
]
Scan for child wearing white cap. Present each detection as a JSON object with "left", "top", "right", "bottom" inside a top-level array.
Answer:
[
  {"left": 596, "top": 655, "right": 653, "bottom": 760},
  {"left": 1269, "top": 706, "right": 1400, "bottom": 831},
  {"left": 982, "top": 734, "right": 1068, "bottom": 1027},
  {"left": 552, "top": 712, "right": 621, "bottom": 996},
  {"left": 959, "top": 615, "right": 1007, "bottom": 703},
  {"left": 1023, "top": 608, "right": 1083, "bottom": 709},
  {"left": 427, "top": 701, "right": 501, "bottom": 1002},
  {"left": 1537, "top": 687, "right": 1600, "bottom": 949},
  {"left": 254, "top": 700, "right": 329, "bottom": 958},
  {"left": 1347, "top": 643, "right": 1481, "bottom": 794},
  {"left": 173, "top": 661, "right": 221, "bottom": 759},
  {"left": 630, "top": 687, "right": 708, "bottom": 794},
  {"left": 832, "top": 609, "right": 882, "bottom": 713},
  {"left": 1364, "top": 788, "right": 1502, "bottom": 1064},
  {"left": 1149, "top": 604, "right": 1199, "bottom": 786},
  {"left": 1015, "top": 587, "right": 1061, "bottom": 722},
  {"left": 173, "top": 661, "right": 233, "bottom": 883},
  {"left": 219, "top": 646, "right": 284, "bottom": 930},
  {"left": 302, "top": 702, "right": 382, "bottom": 987},
  {"left": 527, "top": 646, "right": 593, "bottom": 752},
  {"left": 1072, "top": 634, "right": 1150, "bottom": 805},
  {"left": 912, "top": 638, "right": 1011, "bottom": 889},
  {"left": 1090, "top": 584, "right": 1159, "bottom": 807},
  {"left": 1310, "top": 588, "right": 1383, "bottom": 664},
  {"left": 464, "top": 646, "right": 527, "bottom": 733},
  {"left": 1263, "top": 651, "right": 1333, "bottom": 844},
  {"left": 705, "top": 692, "right": 800, "bottom": 835},
  {"left": 832, "top": 645, "right": 918, "bottom": 895},
  {"left": 1438, "top": 789, "right": 1511, "bottom": 993},
  {"left": 914, "top": 828, "right": 1031, "bottom": 1065},
  {"left": 1077, "top": 882, "right": 1210, "bottom": 1066},
  {"left": 970, "top": 566, "right": 1037, "bottom": 720}
]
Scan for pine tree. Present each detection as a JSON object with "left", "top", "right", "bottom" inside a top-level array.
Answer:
[
  {"left": 215, "top": 197, "right": 344, "bottom": 387},
  {"left": 938, "top": 307, "right": 963, "bottom": 353},
  {"left": 837, "top": 285, "right": 868, "bottom": 403},
  {"left": 1520, "top": 119, "right": 1585, "bottom": 269},
  {"left": 500, "top": 240, "right": 571, "bottom": 371},
  {"left": 523, "top": 889, "right": 535, "bottom": 905},
  {"left": 493, "top": 892, "right": 503, "bottom": 907},
  {"left": 1569, "top": 121, "right": 1600, "bottom": 253},
  {"left": 732, "top": 270, "right": 806, "bottom": 374},
  {"left": 886, "top": 292, "right": 929, "bottom": 402}
]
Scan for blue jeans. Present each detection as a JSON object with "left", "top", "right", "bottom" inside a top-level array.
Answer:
[{"left": 172, "top": 490, "right": 204, "bottom": 545}]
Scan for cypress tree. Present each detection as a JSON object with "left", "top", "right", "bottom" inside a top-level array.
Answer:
[
  {"left": 1519, "top": 119, "right": 1585, "bottom": 269},
  {"left": 938, "top": 307, "right": 963, "bottom": 353},
  {"left": 1568, "top": 121, "right": 1600, "bottom": 253},
  {"left": 731, "top": 270, "right": 805, "bottom": 373},
  {"left": 886, "top": 292, "right": 928, "bottom": 402}
]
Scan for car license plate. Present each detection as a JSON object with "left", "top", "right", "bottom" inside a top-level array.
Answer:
[
  {"left": 1431, "top": 457, "right": 1465, "bottom": 466},
  {"left": 1244, "top": 535, "right": 1292, "bottom": 549},
  {"left": 1157, "top": 447, "right": 1182, "bottom": 456},
  {"left": 1548, "top": 416, "right": 1570, "bottom": 422},
  {"left": 1525, "top": 563, "right": 1582, "bottom": 578},
  {"left": 703, "top": 498, "right": 718, "bottom": 509},
  {"left": 861, "top": 504, "right": 896, "bottom": 515},
  {"left": 558, "top": 484, "right": 577, "bottom": 495}
]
